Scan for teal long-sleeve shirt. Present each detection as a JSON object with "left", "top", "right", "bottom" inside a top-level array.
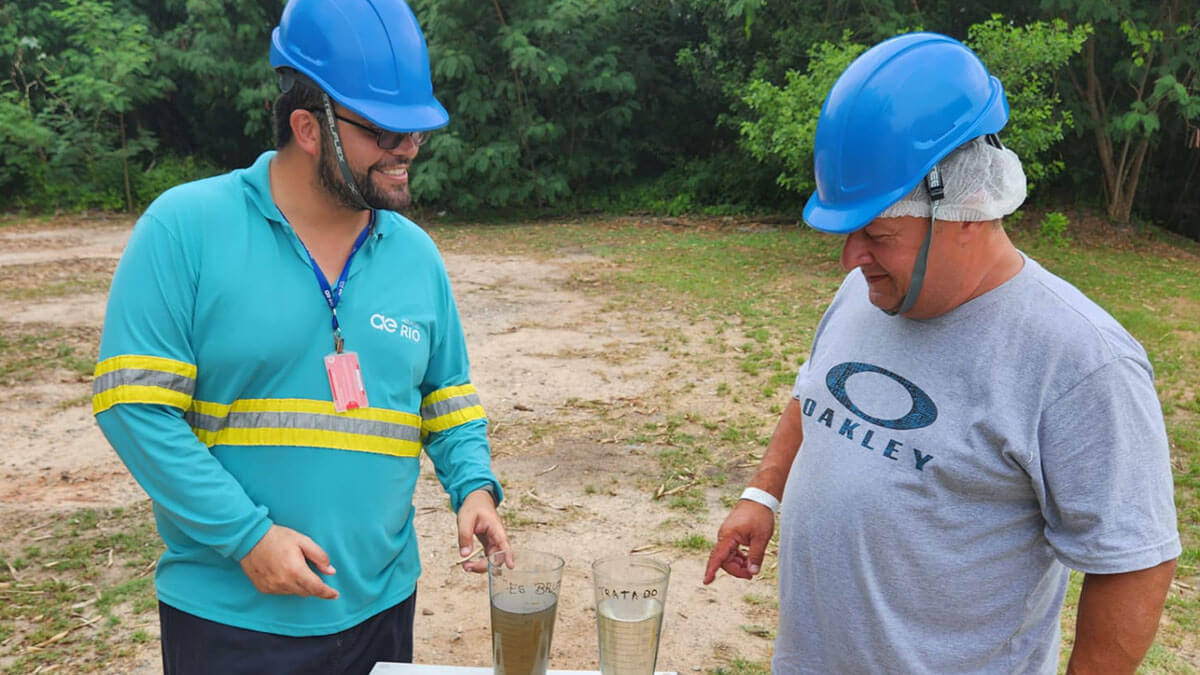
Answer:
[{"left": 93, "top": 151, "right": 502, "bottom": 635}]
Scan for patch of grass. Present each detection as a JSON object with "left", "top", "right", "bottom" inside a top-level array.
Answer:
[
  {"left": 742, "top": 593, "right": 777, "bottom": 608},
  {"left": 667, "top": 491, "right": 706, "bottom": 513},
  {"left": 673, "top": 534, "right": 713, "bottom": 551},
  {"left": 0, "top": 323, "right": 99, "bottom": 385},
  {"left": 0, "top": 259, "right": 116, "bottom": 299},
  {"left": 1139, "top": 642, "right": 1194, "bottom": 674},
  {"left": 711, "top": 659, "right": 772, "bottom": 675},
  {"left": 502, "top": 511, "right": 544, "bottom": 529},
  {"left": 740, "top": 624, "right": 775, "bottom": 639},
  {"left": 0, "top": 502, "right": 162, "bottom": 673}
]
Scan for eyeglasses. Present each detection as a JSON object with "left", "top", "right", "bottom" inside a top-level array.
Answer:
[{"left": 307, "top": 108, "right": 432, "bottom": 150}]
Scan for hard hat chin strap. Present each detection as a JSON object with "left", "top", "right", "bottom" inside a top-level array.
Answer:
[
  {"left": 320, "top": 93, "right": 371, "bottom": 211},
  {"left": 886, "top": 164, "right": 944, "bottom": 316}
]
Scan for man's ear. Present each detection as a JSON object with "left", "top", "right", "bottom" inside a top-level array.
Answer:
[{"left": 290, "top": 109, "right": 322, "bottom": 157}]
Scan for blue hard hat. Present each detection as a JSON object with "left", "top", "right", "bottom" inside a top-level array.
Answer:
[
  {"left": 803, "top": 32, "right": 1009, "bottom": 234},
  {"left": 269, "top": 0, "right": 449, "bottom": 132}
]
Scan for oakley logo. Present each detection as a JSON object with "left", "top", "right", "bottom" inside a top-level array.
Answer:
[
  {"left": 825, "top": 362, "right": 937, "bottom": 431},
  {"left": 370, "top": 313, "right": 422, "bottom": 343}
]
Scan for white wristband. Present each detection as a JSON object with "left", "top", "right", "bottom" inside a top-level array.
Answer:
[{"left": 739, "top": 487, "right": 780, "bottom": 515}]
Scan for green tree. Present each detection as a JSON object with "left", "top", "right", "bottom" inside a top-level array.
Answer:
[
  {"left": 1047, "top": 0, "right": 1200, "bottom": 223},
  {"left": 736, "top": 18, "right": 1088, "bottom": 202},
  {"left": 966, "top": 16, "right": 1091, "bottom": 192},
  {"left": 153, "top": 0, "right": 280, "bottom": 166},
  {"left": 411, "top": 0, "right": 640, "bottom": 210},
  {"left": 669, "top": 1, "right": 885, "bottom": 208},
  {"left": 0, "top": 0, "right": 168, "bottom": 210},
  {"left": 737, "top": 35, "right": 865, "bottom": 197},
  {"left": 51, "top": 0, "right": 168, "bottom": 210}
]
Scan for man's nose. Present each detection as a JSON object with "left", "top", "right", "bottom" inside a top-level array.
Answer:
[{"left": 840, "top": 231, "right": 872, "bottom": 271}]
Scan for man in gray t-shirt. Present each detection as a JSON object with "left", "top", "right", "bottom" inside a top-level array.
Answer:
[{"left": 704, "top": 32, "right": 1179, "bottom": 674}]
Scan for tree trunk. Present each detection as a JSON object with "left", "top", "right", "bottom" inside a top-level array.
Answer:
[
  {"left": 489, "top": 0, "right": 539, "bottom": 202},
  {"left": 120, "top": 110, "right": 133, "bottom": 213},
  {"left": 1074, "top": 35, "right": 1163, "bottom": 225},
  {"left": 1075, "top": 39, "right": 1118, "bottom": 212},
  {"left": 1109, "top": 137, "right": 1152, "bottom": 222}
]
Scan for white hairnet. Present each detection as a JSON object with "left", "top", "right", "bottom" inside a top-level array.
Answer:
[{"left": 877, "top": 137, "right": 1027, "bottom": 222}]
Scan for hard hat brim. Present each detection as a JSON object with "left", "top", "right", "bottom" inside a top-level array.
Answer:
[
  {"left": 340, "top": 95, "right": 450, "bottom": 133},
  {"left": 803, "top": 183, "right": 915, "bottom": 234}
]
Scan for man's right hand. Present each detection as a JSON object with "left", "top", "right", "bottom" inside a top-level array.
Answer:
[
  {"left": 239, "top": 524, "right": 339, "bottom": 600},
  {"left": 702, "top": 500, "right": 776, "bottom": 584}
]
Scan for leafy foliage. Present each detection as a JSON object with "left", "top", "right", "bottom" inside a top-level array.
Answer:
[
  {"left": 0, "top": 0, "right": 1197, "bottom": 241},
  {"left": 0, "top": 0, "right": 168, "bottom": 210},
  {"left": 1038, "top": 210, "right": 1072, "bottom": 246},
  {"left": 736, "top": 17, "right": 1088, "bottom": 202},
  {"left": 411, "top": 0, "right": 642, "bottom": 210},
  {"left": 966, "top": 16, "right": 1091, "bottom": 191},
  {"left": 1045, "top": 0, "right": 1200, "bottom": 223},
  {"left": 737, "top": 35, "right": 866, "bottom": 196},
  {"left": 152, "top": 0, "right": 280, "bottom": 165}
]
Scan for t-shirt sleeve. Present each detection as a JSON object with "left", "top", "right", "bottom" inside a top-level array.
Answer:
[{"left": 1036, "top": 356, "right": 1181, "bottom": 573}]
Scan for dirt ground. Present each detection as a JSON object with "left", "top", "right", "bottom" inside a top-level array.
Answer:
[{"left": 0, "top": 218, "right": 778, "bottom": 674}]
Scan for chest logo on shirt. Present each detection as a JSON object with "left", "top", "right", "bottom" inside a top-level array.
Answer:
[
  {"left": 370, "top": 313, "right": 422, "bottom": 343},
  {"left": 825, "top": 362, "right": 937, "bottom": 430},
  {"left": 800, "top": 361, "right": 937, "bottom": 472}
]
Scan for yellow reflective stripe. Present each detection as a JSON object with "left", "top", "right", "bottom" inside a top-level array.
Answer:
[
  {"left": 421, "top": 383, "right": 478, "bottom": 406},
  {"left": 186, "top": 397, "right": 423, "bottom": 458},
  {"left": 92, "top": 355, "right": 197, "bottom": 415},
  {"left": 421, "top": 384, "right": 486, "bottom": 435},
  {"left": 191, "top": 427, "right": 421, "bottom": 457},
  {"left": 94, "top": 355, "right": 196, "bottom": 379},
  {"left": 422, "top": 404, "right": 487, "bottom": 434},
  {"left": 93, "top": 385, "right": 193, "bottom": 415}
]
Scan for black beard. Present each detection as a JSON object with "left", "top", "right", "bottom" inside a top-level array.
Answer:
[{"left": 317, "top": 130, "right": 412, "bottom": 212}]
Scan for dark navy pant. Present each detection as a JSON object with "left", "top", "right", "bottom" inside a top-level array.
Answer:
[{"left": 159, "top": 592, "right": 416, "bottom": 675}]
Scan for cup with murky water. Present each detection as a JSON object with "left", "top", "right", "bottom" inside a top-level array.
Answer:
[
  {"left": 591, "top": 555, "right": 670, "bottom": 675},
  {"left": 488, "top": 549, "right": 564, "bottom": 675}
]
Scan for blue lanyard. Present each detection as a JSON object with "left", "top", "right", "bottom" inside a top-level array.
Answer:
[{"left": 293, "top": 212, "right": 374, "bottom": 353}]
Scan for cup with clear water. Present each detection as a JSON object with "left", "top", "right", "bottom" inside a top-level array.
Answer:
[{"left": 591, "top": 554, "right": 670, "bottom": 675}]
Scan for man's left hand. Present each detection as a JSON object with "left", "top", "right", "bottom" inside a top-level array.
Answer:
[{"left": 456, "top": 487, "right": 510, "bottom": 573}]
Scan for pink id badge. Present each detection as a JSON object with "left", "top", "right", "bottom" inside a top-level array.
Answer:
[{"left": 324, "top": 351, "right": 369, "bottom": 412}]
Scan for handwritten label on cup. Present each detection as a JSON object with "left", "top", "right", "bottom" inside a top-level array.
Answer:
[
  {"left": 508, "top": 581, "right": 562, "bottom": 595},
  {"left": 599, "top": 586, "right": 660, "bottom": 600}
]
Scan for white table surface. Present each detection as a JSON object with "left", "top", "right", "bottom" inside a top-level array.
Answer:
[{"left": 370, "top": 665, "right": 676, "bottom": 674}]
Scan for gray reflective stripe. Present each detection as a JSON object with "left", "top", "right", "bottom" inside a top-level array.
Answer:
[
  {"left": 185, "top": 410, "right": 224, "bottom": 432},
  {"left": 92, "top": 368, "right": 196, "bottom": 397},
  {"left": 421, "top": 392, "right": 483, "bottom": 420},
  {"left": 185, "top": 410, "right": 420, "bottom": 443}
]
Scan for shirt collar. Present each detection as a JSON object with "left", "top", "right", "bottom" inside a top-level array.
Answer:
[{"left": 236, "top": 150, "right": 397, "bottom": 238}]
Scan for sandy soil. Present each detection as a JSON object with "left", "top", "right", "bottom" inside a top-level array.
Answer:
[{"left": 0, "top": 219, "right": 777, "bottom": 674}]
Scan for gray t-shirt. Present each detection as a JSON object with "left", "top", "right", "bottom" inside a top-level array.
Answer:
[{"left": 775, "top": 255, "right": 1180, "bottom": 674}]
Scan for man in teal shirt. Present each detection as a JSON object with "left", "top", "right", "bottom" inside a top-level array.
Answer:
[{"left": 92, "top": 1, "right": 509, "bottom": 671}]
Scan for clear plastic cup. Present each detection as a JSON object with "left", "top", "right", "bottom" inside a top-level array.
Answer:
[
  {"left": 591, "top": 555, "right": 670, "bottom": 675},
  {"left": 488, "top": 549, "right": 565, "bottom": 675}
]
